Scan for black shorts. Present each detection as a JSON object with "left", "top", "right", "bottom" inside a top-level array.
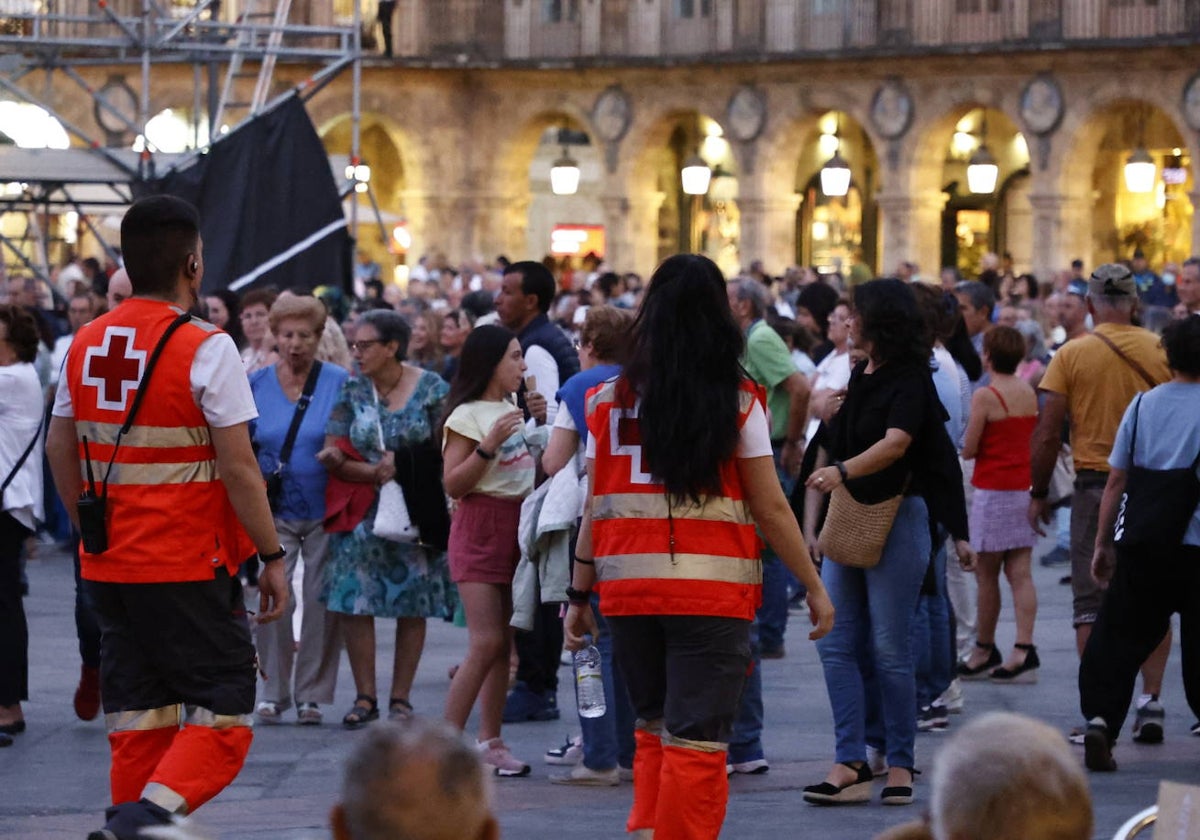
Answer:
[{"left": 86, "top": 568, "right": 256, "bottom": 716}]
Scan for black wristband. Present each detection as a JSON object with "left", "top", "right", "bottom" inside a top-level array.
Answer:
[
  {"left": 574, "top": 558, "right": 595, "bottom": 566},
  {"left": 259, "top": 546, "right": 286, "bottom": 563},
  {"left": 565, "top": 586, "right": 592, "bottom": 605},
  {"left": 833, "top": 460, "right": 849, "bottom": 482},
  {"left": 475, "top": 446, "right": 496, "bottom": 460},
  {"left": 1029, "top": 487, "right": 1049, "bottom": 500}
]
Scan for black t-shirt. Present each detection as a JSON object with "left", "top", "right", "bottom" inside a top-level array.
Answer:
[{"left": 829, "top": 360, "right": 926, "bottom": 504}]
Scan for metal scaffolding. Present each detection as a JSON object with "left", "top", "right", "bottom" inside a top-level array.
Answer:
[{"left": 0, "top": 0, "right": 363, "bottom": 284}]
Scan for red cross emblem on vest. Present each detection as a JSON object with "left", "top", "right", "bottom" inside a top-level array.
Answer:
[{"left": 82, "top": 326, "right": 147, "bottom": 412}]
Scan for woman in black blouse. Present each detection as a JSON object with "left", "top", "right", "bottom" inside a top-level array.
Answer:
[{"left": 801, "top": 279, "right": 975, "bottom": 808}]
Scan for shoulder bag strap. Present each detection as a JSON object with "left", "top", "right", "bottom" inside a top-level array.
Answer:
[
  {"left": 1128, "top": 393, "right": 1142, "bottom": 465},
  {"left": 277, "top": 361, "right": 322, "bottom": 469},
  {"left": 1092, "top": 331, "right": 1158, "bottom": 389},
  {"left": 0, "top": 410, "right": 46, "bottom": 497}
]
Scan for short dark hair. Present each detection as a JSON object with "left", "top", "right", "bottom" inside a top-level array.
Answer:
[
  {"left": 955, "top": 280, "right": 996, "bottom": 317},
  {"left": 358, "top": 308, "right": 411, "bottom": 361},
  {"left": 1162, "top": 316, "right": 1200, "bottom": 376},
  {"left": 120, "top": 195, "right": 201, "bottom": 297},
  {"left": 0, "top": 303, "right": 39, "bottom": 363},
  {"left": 983, "top": 325, "right": 1025, "bottom": 374},
  {"left": 506, "top": 260, "right": 556, "bottom": 314}
]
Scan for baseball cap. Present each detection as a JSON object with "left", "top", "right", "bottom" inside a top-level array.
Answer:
[
  {"left": 1066, "top": 279, "right": 1088, "bottom": 299},
  {"left": 1087, "top": 263, "right": 1137, "bottom": 298}
]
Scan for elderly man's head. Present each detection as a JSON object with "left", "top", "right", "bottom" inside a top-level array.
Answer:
[
  {"left": 331, "top": 721, "right": 498, "bottom": 840},
  {"left": 930, "top": 712, "right": 1092, "bottom": 840}
]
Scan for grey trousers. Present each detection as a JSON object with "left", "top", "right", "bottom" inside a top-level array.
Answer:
[{"left": 254, "top": 518, "right": 341, "bottom": 708}]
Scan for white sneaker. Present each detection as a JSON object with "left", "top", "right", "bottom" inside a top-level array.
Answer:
[
  {"left": 937, "top": 679, "right": 964, "bottom": 714},
  {"left": 477, "top": 738, "right": 531, "bottom": 777},
  {"left": 550, "top": 764, "right": 620, "bottom": 786},
  {"left": 725, "top": 758, "right": 769, "bottom": 775},
  {"left": 544, "top": 734, "right": 583, "bottom": 765}
]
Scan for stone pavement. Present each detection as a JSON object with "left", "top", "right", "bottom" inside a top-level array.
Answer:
[{"left": 2, "top": 537, "right": 1199, "bottom": 840}]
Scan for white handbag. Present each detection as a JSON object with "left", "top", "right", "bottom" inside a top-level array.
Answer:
[
  {"left": 370, "top": 386, "right": 418, "bottom": 543},
  {"left": 373, "top": 480, "right": 418, "bottom": 543}
]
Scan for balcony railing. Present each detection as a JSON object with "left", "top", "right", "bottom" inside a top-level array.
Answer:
[
  {"left": 3, "top": 0, "right": 1198, "bottom": 62},
  {"left": 485, "top": 0, "right": 1200, "bottom": 62}
]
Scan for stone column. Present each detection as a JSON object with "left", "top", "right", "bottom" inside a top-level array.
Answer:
[
  {"left": 1026, "top": 192, "right": 1090, "bottom": 282},
  {"left": 875, "top": 190, "right": 946, "bottom": 278},
  {"left": 610, "top": 190, "right": 664, "bottom": 274},
  {"left": 738, "top": 195, "right": 802, "bottom": 273}
]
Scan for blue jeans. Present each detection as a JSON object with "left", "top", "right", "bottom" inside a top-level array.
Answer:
[
  {"left": 912, "top": 536, "right": 954, "bottom": 709},
  {"left": 816, "top": 496, "right": 931, "bottom": 770},
  {"left": 727, "top": 617, "right": 763, "bottom": 764},
  {"left": 577, "top": 594, "right": 636, "bottom": 771},
  {"left": 759, "top": 444, "right": 795, "bottom": 652}
]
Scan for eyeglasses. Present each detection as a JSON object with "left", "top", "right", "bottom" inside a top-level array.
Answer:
[{"left": 349, "top": 339, "right": 383, "bottom": 352}]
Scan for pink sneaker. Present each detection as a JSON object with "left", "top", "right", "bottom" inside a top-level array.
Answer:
[{"left": 477, "top": 737, "right": 531, "bottom": 777}]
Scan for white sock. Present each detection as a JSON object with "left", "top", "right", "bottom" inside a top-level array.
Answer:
[{"left": 1136, "top": 693, "right": 1154, "bottom": 709}]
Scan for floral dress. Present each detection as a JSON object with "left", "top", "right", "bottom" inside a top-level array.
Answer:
[{"left": 321, "top": 370, "right": 456, "bottom": 618}]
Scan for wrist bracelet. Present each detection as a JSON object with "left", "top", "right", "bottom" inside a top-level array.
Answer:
[
  {"left": 574, "top": 557, "right": 595, "bottom": 566},
  {"left": 259, "top": 546, "right": 286, "bottom": 563},
  {"left": 1029, "top": 487, "right": 1049, "bottom": 500},
  {"left": 475, "top": 446, "right": 496, "bottom": 460},
  {"left": 833, "top": 460, "right": 849, "bottom": 482}
]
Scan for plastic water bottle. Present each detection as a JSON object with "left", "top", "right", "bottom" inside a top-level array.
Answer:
[{"left": 574, "top": 644, "right": 606, "bottom": 718}]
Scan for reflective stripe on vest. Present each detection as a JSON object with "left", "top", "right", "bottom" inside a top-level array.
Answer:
[
  {"left": 596, "top": 552, "right": 761, "bottom": 585},
  {"left": 586, "top": 377, "right": 765, "bottom": 620},
  {"left": 77, "top": 420, "right": 212, "bottom": 449},
  {"left": 83, "top": 459, "right": 217, "bottom": 486}
]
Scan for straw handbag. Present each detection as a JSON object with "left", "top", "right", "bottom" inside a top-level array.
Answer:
[{"left": 817, "top": 485, "right": 903, "bottom": 569}]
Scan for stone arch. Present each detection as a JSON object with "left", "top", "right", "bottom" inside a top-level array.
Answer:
[
  {"left": 621, "top": 105, "right": 741, "bottom": 274},
  {"left": 1054, "top": 88, "right": 1196, "bottom": 269},
  {"left": 900, "top": 95, "right": 1030, "bottom": 276}
]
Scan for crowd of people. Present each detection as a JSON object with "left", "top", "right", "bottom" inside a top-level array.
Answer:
[{"left": 2, "top": 213, "right": 1199, "bottom": 838}]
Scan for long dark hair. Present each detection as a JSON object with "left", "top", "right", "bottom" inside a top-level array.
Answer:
[
  {"left": 622, "top": 254, "right": 745, "bottom": 503},
  {"left": 439, "top": 323, "right": 515, "bottom": 438},
  {"left": 853, "top": 278, "right": 931, "bottom": 367}
]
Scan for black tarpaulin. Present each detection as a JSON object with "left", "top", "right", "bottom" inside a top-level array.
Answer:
[{"left": 139, "top": 95, "right": 349, "bottom": 295}]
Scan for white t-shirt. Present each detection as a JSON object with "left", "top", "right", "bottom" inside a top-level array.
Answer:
[
  {"left": 813, "top": 348, "right": 852, "bottom": 392},
  {"left": 53, "top": 331, "right": 257, "bottom": 430},
  {"left": 0, "top": 362, "right": 45, "bottom": 530},
  {"left": 523, "top": 344, "right": 560, "bottom": 426},
  {"left": 585, "top": 399, "right": 773, "bottom": 461}
]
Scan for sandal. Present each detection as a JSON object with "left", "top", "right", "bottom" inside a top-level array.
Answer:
[
  {"left": 957, "top": 641, "right": 1001, "bottom": 680},
  {"left": 342, "top": 694, "right": 379, "bottom": 729},
  {"left": 255, "top": 701, "right": 283, "bottom": 725},
  {"left": 802, "top": 761, "right": 874, "bottom": 805},
  {"left": 296, "top": 702, "right": 323, "bottom": 726},
  {"left": 388, "top": 697, "right": 414, "bottom": 722}
]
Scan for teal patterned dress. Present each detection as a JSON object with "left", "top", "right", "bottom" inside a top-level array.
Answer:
[{"left": 321, "top": 369, "right": 456, "bottom": 618}]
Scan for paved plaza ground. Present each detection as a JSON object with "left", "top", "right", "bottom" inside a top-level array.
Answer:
[{"left": 2, "top": 536, "right": 1198, "bottom": 839}]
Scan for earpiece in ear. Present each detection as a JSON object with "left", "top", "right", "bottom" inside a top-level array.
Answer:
[{"left": 191, "top": 260, "right": 198, "bottom": 273}]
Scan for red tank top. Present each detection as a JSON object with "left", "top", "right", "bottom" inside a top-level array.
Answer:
[{"left": 972, "top": 386, "right": 1037, "bottom": 491}]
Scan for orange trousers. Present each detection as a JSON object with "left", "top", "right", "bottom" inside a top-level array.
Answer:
[{"left": 110, "top": 724, "right": 253, "bottom": 813}]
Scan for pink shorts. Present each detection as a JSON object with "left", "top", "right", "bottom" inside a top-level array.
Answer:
[{"left": 448, "top": 494, "right": 522, "bottom": 585}]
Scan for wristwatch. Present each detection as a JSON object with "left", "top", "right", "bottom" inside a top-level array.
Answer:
[
  {"left": 259, "top": 546, "right": 286, "bottom": 563},
  {"left": 565, "top": 586, "right": 592, "bottom": 605}
]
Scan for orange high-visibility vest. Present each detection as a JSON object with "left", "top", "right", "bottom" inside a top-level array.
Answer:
[
  {"left": 66, "top": 298, "right": 251, "bottom": 584},
  {"left": 585, "top": 377, "right": 765, "bottom": 620}
]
